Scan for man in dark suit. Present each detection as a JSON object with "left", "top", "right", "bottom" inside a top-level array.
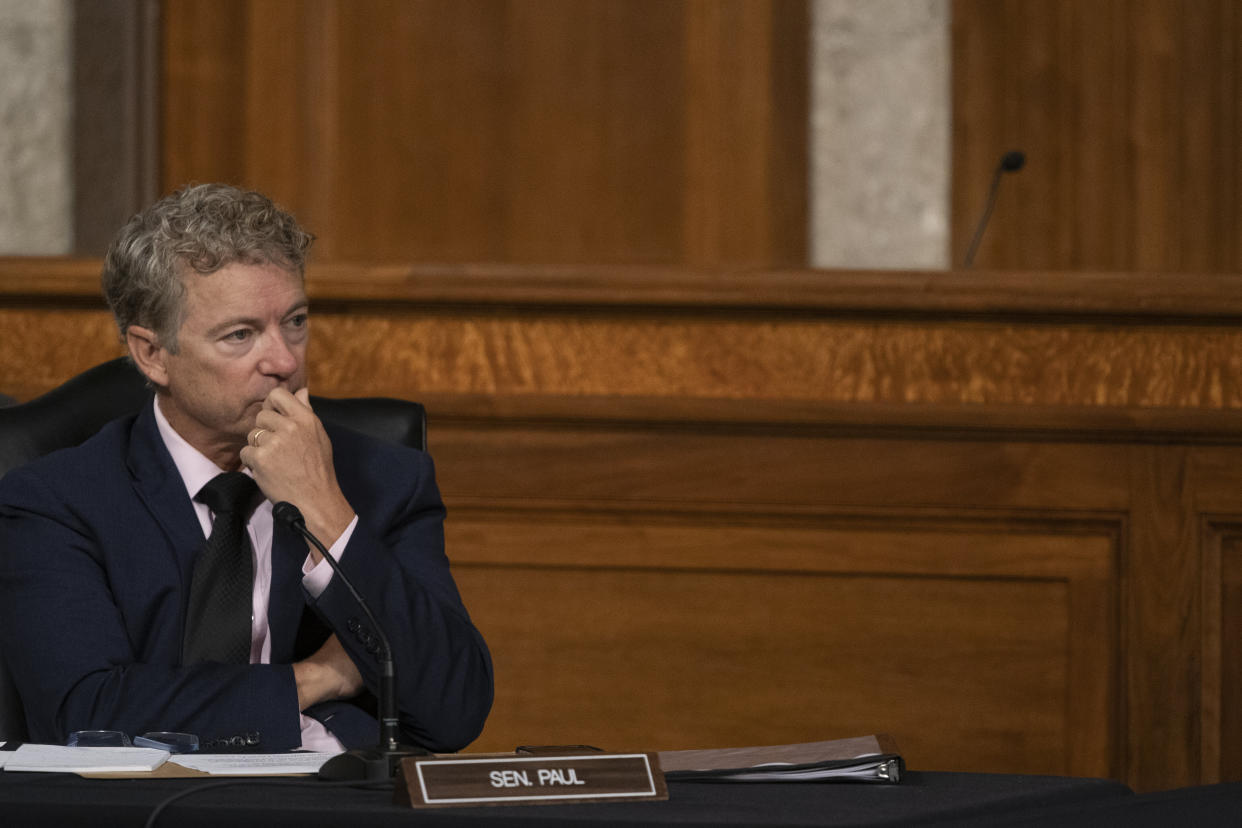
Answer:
[{"left": 0, "top": 184, "right": 492, "bottom": 752}]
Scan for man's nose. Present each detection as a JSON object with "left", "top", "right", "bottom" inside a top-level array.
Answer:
[{"left": 258, "top": 331, "right": 299, "bottom": 376}]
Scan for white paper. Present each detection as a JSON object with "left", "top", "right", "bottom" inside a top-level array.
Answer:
[
  {"left": 2, "top": 744, "right": 169, "bottom": 773},
  {"left": 169, "top": 751, "right": 339, "bottom": 775}
]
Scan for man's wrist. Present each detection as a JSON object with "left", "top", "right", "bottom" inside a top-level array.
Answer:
[
  {"left": 292, "top": 660, "right": 324, "bottom": 710},
  {"left": 293, "top": 635, "right": 363, "bottom": 710},
  {"left": 299, "top": 496, "right": 356, "bottom": 562}
]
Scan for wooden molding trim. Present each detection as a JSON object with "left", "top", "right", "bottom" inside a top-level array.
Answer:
[
  {"left": 5, "top": 259, "right": 1242, "bottom": 320},
  {"left": 1200, "top": 517, "right": 1242, "bottom": 783},
  {"left": 418, "top": 393, "right": 1242, "bottom": 445}
]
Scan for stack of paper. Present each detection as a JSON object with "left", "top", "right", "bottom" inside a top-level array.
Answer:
[
  {"left": 168, "top": 752, "right": 338, "bottom": 776},
  {"left": 0, "top": 744, "right": 169, "bottom": 773},
  {"left": 0, "top": 744, "right": 342, "bottom": 777}
]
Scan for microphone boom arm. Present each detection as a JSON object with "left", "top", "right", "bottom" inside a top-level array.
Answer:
[{"left": 272, "top": 501, "right": 427, "bottom": 779}]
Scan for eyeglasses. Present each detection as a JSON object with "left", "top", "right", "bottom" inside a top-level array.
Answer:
[{"left": 67, "top": 730, "right": 199, "bottom": 753}]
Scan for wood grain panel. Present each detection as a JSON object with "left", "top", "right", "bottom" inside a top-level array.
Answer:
[
  {"left": 1126, "top": 446, "right": 1200, "bottom": 788},
  {"left": 161, "top": 0, "right": 248, "bottom": 188},
  {"left": 307, "top": 311, "right": 1242, "bottom": 409},
  {"left": 448, "top": 507, "right": 1116, "bottom": 777},
  {"left": 72, "top": 0, "right": 159, "bottom": 255},
  {"left": 160, "top": 0, "right": 807, "bottom": 266},
  {"left": 1195, "top": 454, "right": 1242, "bottom": 783},
  {"left": 952, "top": 0, "right": 1242, "bottom": 271},
  {"left": 240, "top": 1, "right": 344, "bottom": 260},
  {"left": 458, "top": 566, "right": 1073, "bottom": 771},
  {"left": 447, "top": 507, "right": 1118, "bottom": 579},
  {"left": 1221, "top": 533, "right": 1242, "bottom": 781},
  {"left": 17, "top": 263, "right": 1242, "bottom": 413},
  {"left": 0, "top": 309, "right": 123, "bottom": 401},
  {"left": 330, "top": 0, "right": 511, "bottom": 262},
  {"left": 432, "top": 422, "right": 1120, "bottom": 776},
  {"left": 433, "top": 427, "right": 1131, "bottom": 514},
  {"left": 683, "top": 0, "right": 807, "bottom": 265},
  {"left": 12, "top": 305, "right": 1242, "bottom": 414}
]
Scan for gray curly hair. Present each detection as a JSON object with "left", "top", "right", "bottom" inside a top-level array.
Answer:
[{"left": 102, "top": 183, "right": 314, "bottom": 352}]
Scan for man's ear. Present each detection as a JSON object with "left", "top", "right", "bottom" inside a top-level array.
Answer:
[{"left": 125, "top": 325, "right": 170, "bottom": 388}]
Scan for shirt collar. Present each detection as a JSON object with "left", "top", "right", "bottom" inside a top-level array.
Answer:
[{"left": 152, "top": 395, "right": 251, "bottom": 503}]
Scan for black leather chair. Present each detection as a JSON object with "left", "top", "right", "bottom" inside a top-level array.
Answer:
[{"left": 0, "top": 357, "right": 427, "bottom": 741}]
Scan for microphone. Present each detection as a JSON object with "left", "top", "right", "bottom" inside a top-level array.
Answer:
[
  {"left": 272, "top": 501, "right": 429, "bottom": 780},
  {"left": 961, "top": 150, "right": 1026, "bottom": 267}
]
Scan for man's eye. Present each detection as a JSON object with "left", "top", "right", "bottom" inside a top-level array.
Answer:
[
  {"left": 287, "top": 313, "right": 308, "bottom": 328},
  {"left": 224, "top": 329, "right": 251, "bottom": 342}
]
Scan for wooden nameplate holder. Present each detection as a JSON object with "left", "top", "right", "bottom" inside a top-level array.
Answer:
[{"left": 394, "top": 748, "right": 667, "bottom": 809}]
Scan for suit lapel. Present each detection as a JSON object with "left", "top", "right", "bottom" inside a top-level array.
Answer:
[{"left": 125, "top": 401, "right": 206, "bottom": 581}]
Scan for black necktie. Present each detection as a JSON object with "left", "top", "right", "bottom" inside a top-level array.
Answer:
[{"left": 183, "top": 471, "right": 260, "bottom": 664}]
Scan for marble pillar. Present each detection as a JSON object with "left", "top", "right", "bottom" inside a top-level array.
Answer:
[
  {"left": 810, "top": 0, "right": 950, "bottom": 269},
  {"left": 0, "top": 0, "right": 72, "bottom": 255}
]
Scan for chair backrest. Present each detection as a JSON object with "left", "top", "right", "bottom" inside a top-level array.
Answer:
[
  {"left": 0, "top": 357, "right": 427, "bottom": 741},
  {"left": 0, "top": 358, "right": 427, "bottom": 478}
]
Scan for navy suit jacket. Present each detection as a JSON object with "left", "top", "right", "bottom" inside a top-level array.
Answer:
[{"left": 0, "top": 402, "right": 492, "bottom": 752}]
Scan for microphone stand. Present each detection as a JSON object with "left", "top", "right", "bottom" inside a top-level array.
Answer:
[
  {"left": 962, "top": 150, "right": 1026, "bottom": 267},
  {"left": 273, "top": 502, "right": 430, "bottom": 781}
]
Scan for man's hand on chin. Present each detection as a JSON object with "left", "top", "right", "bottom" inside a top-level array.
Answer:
[
  {"left": 240, "top": 387, "right": 356, "bottom": 558},
  {"left": 293, "top": 634, "right": 365, "bottom": 710}
]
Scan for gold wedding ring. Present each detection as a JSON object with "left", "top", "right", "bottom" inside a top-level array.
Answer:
[{"left": 249, "top": 427, "right": 269, "bottom": 447}]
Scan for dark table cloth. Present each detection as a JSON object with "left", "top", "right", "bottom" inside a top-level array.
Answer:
[{"left": 0, "top": 770, "right": 1145, "bottom": 828}]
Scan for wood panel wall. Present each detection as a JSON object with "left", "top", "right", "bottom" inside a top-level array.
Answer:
[
  {"left": 160, "top": 0, "right": 808, "bottom": 267},
  {"left": 6, "top": 260, "right": 1242, "bottom": 792},
  {"left": 71, "top": 0, "right": 160, "bottom": 255},
  {"left": 952, "top": 0, "right": 1242, "bottom": 272},
  {"left": 159, "top": 0, "right": 1242, "bottom": 273}
]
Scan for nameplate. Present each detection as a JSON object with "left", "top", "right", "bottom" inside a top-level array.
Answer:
[{"left": 394, "top": 752, "right": 668, "bottom": 808}]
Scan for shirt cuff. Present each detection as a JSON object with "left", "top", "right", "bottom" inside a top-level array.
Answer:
[
  {"left": 301, "top": 515, "right": 359, "bottom": 598},
  {"left": 300, "top": 713, "right": 347, "bottom": 753}
]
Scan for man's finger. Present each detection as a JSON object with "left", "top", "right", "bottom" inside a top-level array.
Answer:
[
  {"left": 254, "top": 409, "right": 281, "bottom": 432},
  {"left": 264, "top": 386, "right": 295, "bottom": 411},
  {"left": 264, "top": 386, "right": 313, "bottom": 418}
]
